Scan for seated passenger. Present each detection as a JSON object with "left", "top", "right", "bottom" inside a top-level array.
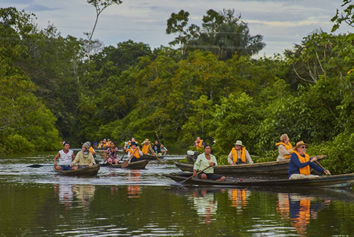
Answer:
[
  {"left": 276, "top": 134, "right": 294, "bottom": 161},
  {"left": 227, "top": 140, "right": 253, "bottom": 165},
  {"left": 288, "top": 141, "right": 330, "bottom": 179},
  {"left": 194, "top": 137, "right": 204, "bottom": 149},
  {"left": 193, "top": 145, "right": 225, "bottom": 181},
  {"left": 160, "top": 143, "right": 168, "bottom": 155},
  {"left": 70, "top": 142, "right": 96, "bottom": 169},
  {"left": 126, "top": 142, "right": 143, "bottom": 163},
  {"left": 53, "top": 142, "right": 75, "bottom": 170},
  {"left": 141, "top": 139, "right": 155, "bottom": 155},
  {"left": 104, "top": 142, "right": 119, "bottom": 165}
]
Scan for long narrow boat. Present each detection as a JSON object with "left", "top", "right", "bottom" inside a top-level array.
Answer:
[
  {"left": 107, "top": 159, "right": 148, "bottom": 169},
  {"left": 141, "top": 154, "right": 164, "bottom": 160},
  {"left": 165, "top": 172, "right": 354, "bottom": 189},
  {"left": 54, "top": 164, "right": 100, "bottom": 177},
  {"left": 175, "top": 155, "right": 326, "bottom": 175}
]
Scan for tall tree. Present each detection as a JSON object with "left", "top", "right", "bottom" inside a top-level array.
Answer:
[
  {"left": 166, "top": 9, "right": 265, "bottom": 60},
  {"left": 86, "top": 0, "right": 123, "bottom": 59},
  {"left": 331, "top": 0, "right": 353, "bottom": 32}
]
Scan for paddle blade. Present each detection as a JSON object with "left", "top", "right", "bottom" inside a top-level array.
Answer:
[{"left": 121, "top": 160, "right": 129, "bottom": 168}]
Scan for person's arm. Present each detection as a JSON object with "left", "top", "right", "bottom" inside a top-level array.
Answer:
[
  {"left": 149, "top": 145, "right": 156, "bottom": 155},
  {"left": 227, "top": 151, "right": 234, "bottom": 165},
  {"left": 279, "top": 145, "right": 290, "bottom": 156},
  {"left": 53, "top": 152, "right": 60, "bottom": 167},
  {"left": 71, "top": 151, "right": 75, "bottom": 161},
  {"left": 291, "top": 154, "right": 312, "bottom": 168},
  {"left": 193, "top": 156, "right": 202, "bottom": 176},
  {"left": 309, "top": 161, "right": 325, "bottom": 174},
  {"left": 71, "top": 153, "right": 80, "bottom": 166},
  {"left": 138, "top": 147, "right": 143, "bottom": 156},
  {"left": 246, "top": 150, "right": 253, "bottom": 164},
  {"left": 90, "top": 154, "right": 96, "bottom": 166}
]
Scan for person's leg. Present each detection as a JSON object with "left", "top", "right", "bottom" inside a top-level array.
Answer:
[
  {"left": 107, "top": 158, "right": 113, "bottom": 165},
  {"left": 55, "top": 166, "right": 62, "bottom": 170}
]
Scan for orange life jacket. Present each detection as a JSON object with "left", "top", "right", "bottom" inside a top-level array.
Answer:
[
  {"left": 275, "top": 142, "right": 294, "bottom": 158},
  {"left": 293, "top": 151, "right": 310, "bottom": 175},
  {"left": 141, "top": 144, "right": 150, "bottom": 154},
  {"left": 127, "top": 148, "right": 140, "bottom": 159},
  {"left": 232, "top": 147, "right": 246, "bottom": 163}
]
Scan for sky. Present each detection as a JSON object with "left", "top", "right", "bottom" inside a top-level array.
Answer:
[{"left": 1, "top": 0, "right": 352, "bottom": 57}]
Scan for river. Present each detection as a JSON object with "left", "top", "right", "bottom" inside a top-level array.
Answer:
[{"left": 0, "top": 151, "right": 353, "bottom": 236}]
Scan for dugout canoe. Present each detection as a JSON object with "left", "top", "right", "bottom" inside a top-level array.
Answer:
[
  {"left": 165, "top": 172, "right": 354, "bottom": 189},
  {"left": 175, "top": 155, "right": 326, "bottom": 175},
  {"left": 107, "top": 159, "right": 149, "bottom": 169},
  {"left": 54, "top": 164, "right": 100, "bottom": 177},
  {"left": 141, "top": 154, "right": 164, "bottom": 160}
]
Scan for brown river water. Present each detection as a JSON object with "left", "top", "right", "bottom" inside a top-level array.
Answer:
[{"left": 0, "top": 151, "right": 353, "bottom": 236}]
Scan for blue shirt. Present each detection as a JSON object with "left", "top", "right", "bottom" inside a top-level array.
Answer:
[{"left": 288, "top": 153, "right": 324, "bottom": 178}]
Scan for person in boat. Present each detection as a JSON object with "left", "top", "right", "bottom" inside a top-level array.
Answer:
[
  {"left": 194, "top": 137, "right": 204, "bottom": 149},
  {"left": 89, "top": 143, "right": 96, "bottom": 158},
  {"left": 227, "top": 140, "right": 253, "bottom": 165},
  {"left": 70, "top": 141, "right": 96, "bottom": 169},
  {"left": 276, "top": 134, "right": 294, "bottom": 161},
  {"left": 152, "top": 140, "right": 161, "bottom": 155},
  {"left": 141, "top": 139, "right": 156, "bottom": 155},
  {"left": 288, "top": 141, "right": 330, "bottom": 179},
  {"left": 160, "top": 143, "right": 168, "bottom": 155},
  {"left": 193, "top": 145, "right": 225, "bottom": 181},
  {"left": 104, "top": 142, "right": 119, "bottom": 165},
  {"left": 53, "top": 142, "right": 75, "bottom": 170},
  {"left": 124, "top": 139, "right": 131, "bottom": 150},
  {"left": 131, "top": 137, "right": 138, "bottom": 145},
  {"left": 126, "top": 142, "right": 143, "bottom": 163}
]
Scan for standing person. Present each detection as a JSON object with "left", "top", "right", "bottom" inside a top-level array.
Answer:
[
  {"left": 70, "top": 142, "right": 96, "bottom": 169},
  {"left": 276, "top": 134, "right": 294, "bottom": 161},
  {"left": 54, "top": 142, "right": 75, "bottom": 170},
  {"left": 193, "top": 145, "right": 225, "bottom": 181},
  {"left": 104, "top": 142, "right": 119, "bottom": 165},
  {"left": 152, "top": 140, "right": 161, "bottom": 155},
  {"left": 227, "top": 140, "right": 253, "bottom": 165},
  {"left": 126, "top": 142, "right": 143, "bottom": 163},
  {"left": 194, "top": 137, "right": 204, "bottom": 149},
  {"left": 160, "top": 143, "right": 168, "bottom": 155},
  {"left": 288, "top": 141, "right": 330, "bottom": 179},
  {"left": 141, "top": 139, "right": 155, "bottom": 155}
]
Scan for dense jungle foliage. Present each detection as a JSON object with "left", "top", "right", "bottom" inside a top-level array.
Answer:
[{"left": 0, "top": 5, "right": 353, "bottom": 173}]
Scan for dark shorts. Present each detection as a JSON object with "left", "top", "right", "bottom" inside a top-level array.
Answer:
[
  {"left": 197, "top": 172, "right": 223, "bottom": 180},
  {"left": 61, "top": 165, "right": 72, "bottom": 170},
  {"left": 130, "top": 157, "right": 140, "bottom": 163}
]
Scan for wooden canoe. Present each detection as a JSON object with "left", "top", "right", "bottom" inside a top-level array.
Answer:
[
  {"left": 54, "top": 164, "right": 100, "bottom": 177},
  {"left": 165, "top": 172, "right": 354, "bottom": 189},
  {"left": 108, "top": 159, "right": 148, "bottom": 169},
  {"left": 141, "top": 154, "right": 164, "bottom": 160},
  {"left": 175, "top": 155, "right": 326, "bottom": 175}
]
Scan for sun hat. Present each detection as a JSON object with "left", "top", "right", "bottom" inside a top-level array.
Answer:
[
  {"left": 234, "top": 140, "right": 244, "bottom": 146},
  {"left": 294, "top": 141, "right": 308, "bottom": 150},
  {"left": 142, "top": 139, "right": 150, "bottom": 144},
  {"left": 131, "top": 142, "right": 138, "bottom": 146}
]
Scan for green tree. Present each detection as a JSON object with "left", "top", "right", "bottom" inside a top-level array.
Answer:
[{"left": 331, "top": 0, "right": 354, "bottom": 32}]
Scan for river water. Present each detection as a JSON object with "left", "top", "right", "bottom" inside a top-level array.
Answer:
[{"left": 0, "top": 151, "right": 353, "bottom": 236}]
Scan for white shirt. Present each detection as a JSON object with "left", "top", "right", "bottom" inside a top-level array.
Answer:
[{"left": 58, "top": 149, "right": 74, "bottom": 165}]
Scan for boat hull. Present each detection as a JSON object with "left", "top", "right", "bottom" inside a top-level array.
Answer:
[
  {"left": 109, "top": 159, "right": 148, "bottom": 169},
  {"left": 54, "top": 164, "right": 100, "bottom": 177},
  {"left": 165, "top": 172, "right": 354, "bottom": 189}
]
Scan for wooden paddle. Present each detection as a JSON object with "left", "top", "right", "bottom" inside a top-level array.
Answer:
[
  {"left": 315, "top": 160, "right": 331, "bottom": 176},
  {"left": 175, "top": 165, "right": 212, "bottom": 186},
  {"left": 27, "top": 164, "right": 53, "bottom": 168},
  {"left": 121, "top": 149, "right": 138, "bottom": 168}
]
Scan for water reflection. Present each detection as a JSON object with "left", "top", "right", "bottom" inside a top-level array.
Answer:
[
  {"left": 229, "top": 189, "right": 250, "bottom": 208},
  {"left": 127, "top": 170, "right": 142, "bottom": 198},
  {"left": 73, "top": 184, "right": 96, "bottom": 209},
  {"left": 54, "top": 183, "right": 73, "bottom": 210},
  {"left": 190, "top": 189, "right": 219, "bottom": 225},
  {"left": 277, "top": 193, "right": 331, "bottom": 236},
  {"left": 54, "top": 182, "right": 96, "bottom": 210}
]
